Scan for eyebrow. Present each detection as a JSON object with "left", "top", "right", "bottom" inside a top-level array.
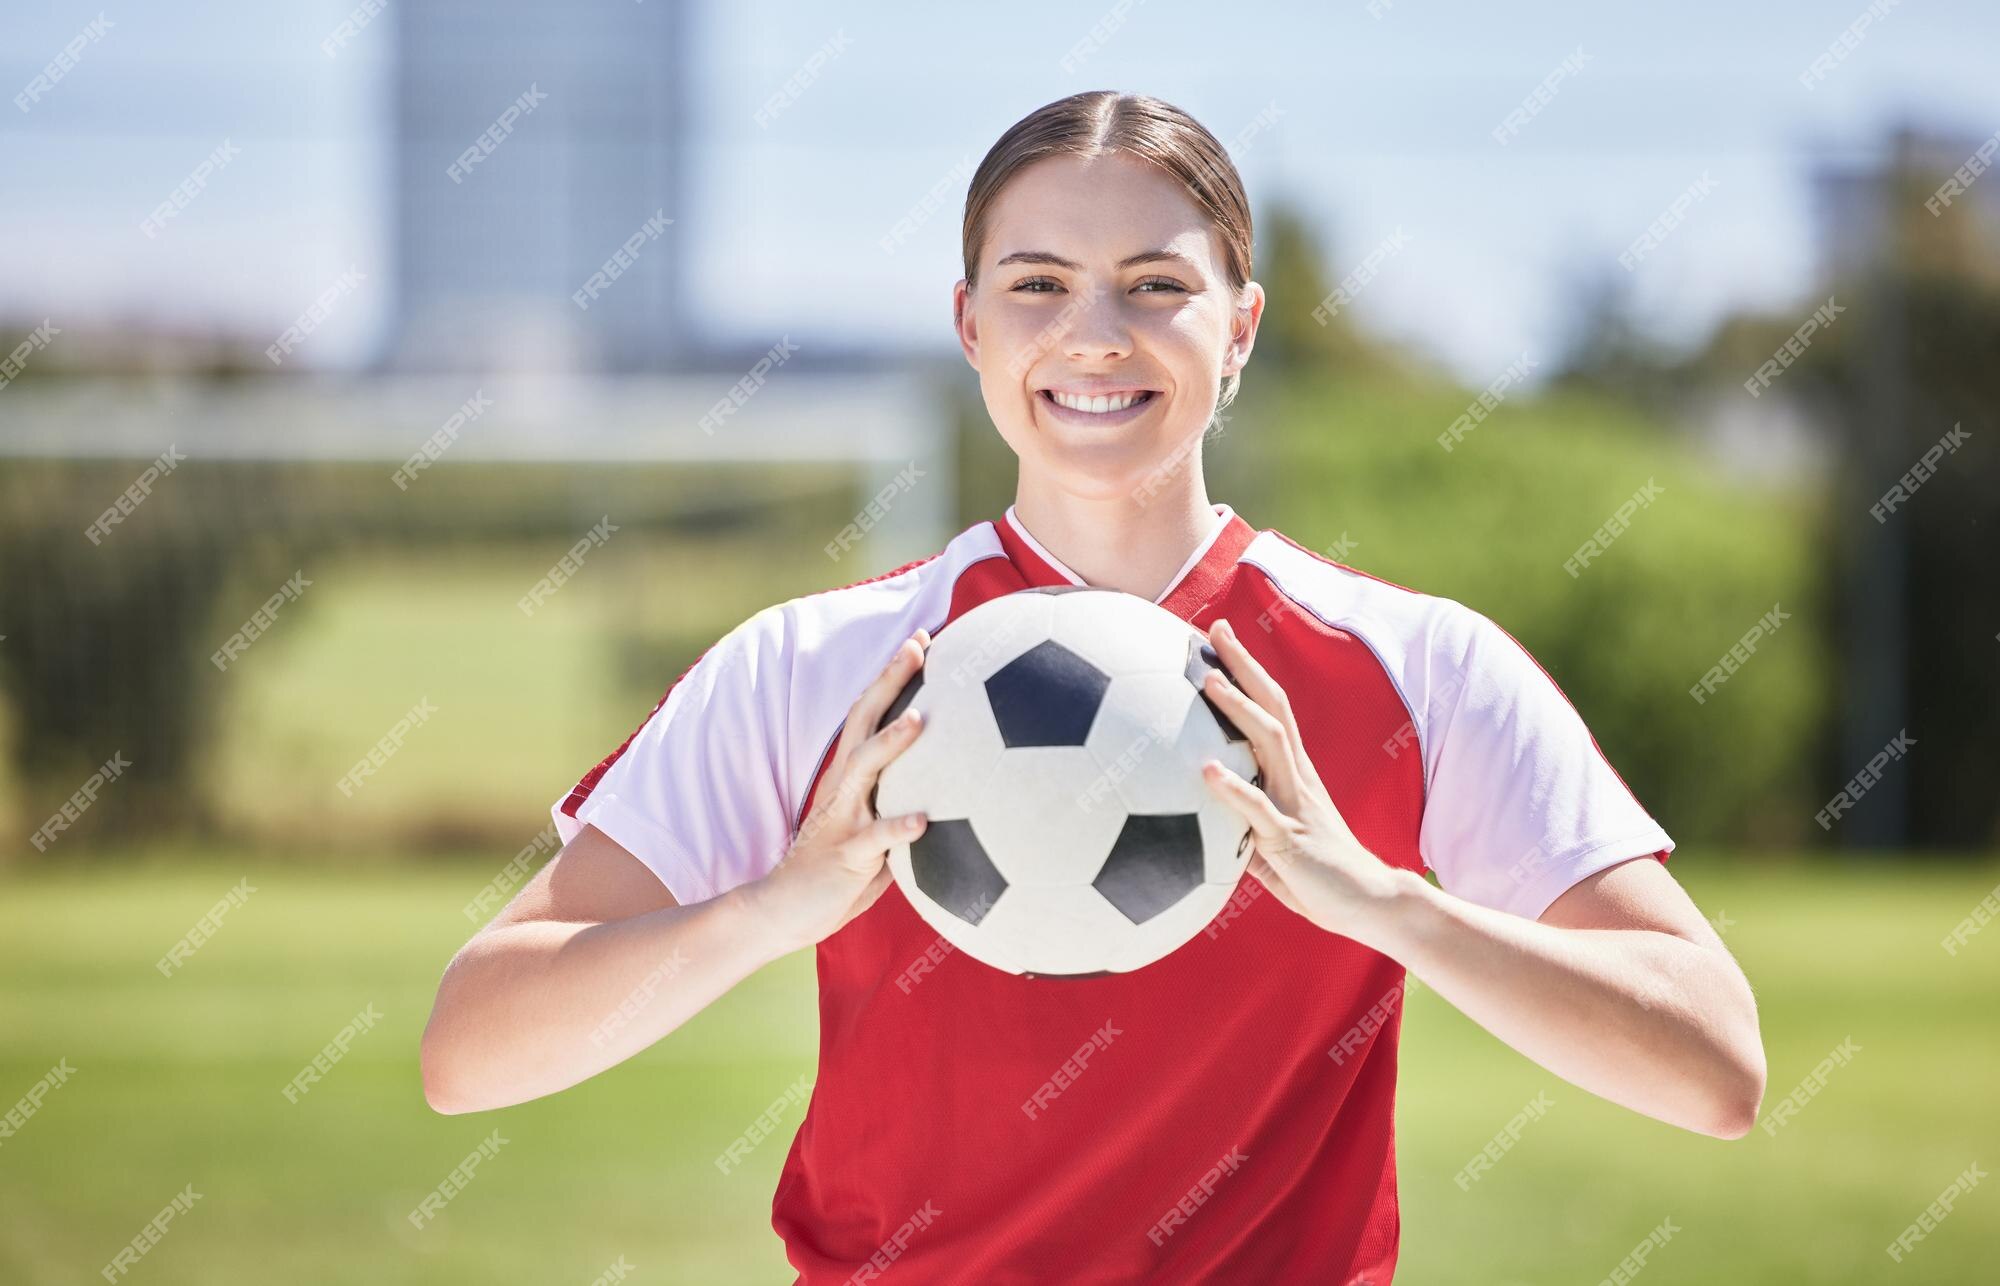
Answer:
[{"left": 994, "top": 248, "right": 1199, "bottom": 273}]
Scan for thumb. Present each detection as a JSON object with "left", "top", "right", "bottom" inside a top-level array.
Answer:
[
  {"left": 1247, "top": 852, "right": 1305, "bottom": 917},
  {"left": 835, "top": 864, "right": 896, "bottom": 933}
]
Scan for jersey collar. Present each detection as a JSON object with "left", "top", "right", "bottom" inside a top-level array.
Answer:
[{"left": 995, "top": 501, "right": 1253, "bottom": 620}]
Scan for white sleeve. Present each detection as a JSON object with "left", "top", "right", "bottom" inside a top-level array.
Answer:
[
  {"left": 1417, "top": 607, "right": 1673, "bottom": 920},
  {"left": 551, "top": 603, "right": 798, "bottom": 905}
]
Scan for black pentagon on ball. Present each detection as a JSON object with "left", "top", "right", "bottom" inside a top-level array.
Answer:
[
  {"left": 1185, "top": 634, "right": 1249, "bottom": 744},
  {"left": 985, "top": 639, "right": 1110, "bottom": 748},
  {"left": 909, "top": 818, "right": 1008, "bottom": 926},
  {"left": 1092, "top": 813, "right": 1205, "bottom": 924}
]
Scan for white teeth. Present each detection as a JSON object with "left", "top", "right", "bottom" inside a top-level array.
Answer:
[{"left": 1049, "top": 390, "right": 1147, "bottom": 413}]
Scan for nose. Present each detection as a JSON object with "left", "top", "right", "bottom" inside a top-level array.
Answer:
[{"left": 1061, "top": 286, "right": 1132, "bottom": 362}]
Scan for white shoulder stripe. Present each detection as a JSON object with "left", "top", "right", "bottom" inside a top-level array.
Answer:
[
  {"left": 1238, "top": 531, "right": 1483, "bottom": 796},
  {"left": 1238, "top": 531, "right": 1673, "bottom": 920},
  {"left": 554, "top": 520, "right": 1014, "bottom": 906},
  {"left": 781, "top": 522, "right": 1012, "bottom": 826}
]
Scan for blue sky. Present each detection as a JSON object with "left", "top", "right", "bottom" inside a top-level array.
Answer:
[{"left": 4, "top": 0, "right": 1997, "bottom": 383}]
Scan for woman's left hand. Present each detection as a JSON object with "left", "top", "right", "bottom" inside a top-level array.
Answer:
[{"left": 1196, "top": 617, "right": 1409, "bottom": 936}]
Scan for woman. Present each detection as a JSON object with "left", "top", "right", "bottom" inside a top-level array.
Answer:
[{"left": 420, "top": 91, "right": 1765, "bottom": 1282}]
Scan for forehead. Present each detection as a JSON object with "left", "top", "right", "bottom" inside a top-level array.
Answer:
[{"left": 981, "top": 151, "right": 1223, "bottom": 269}]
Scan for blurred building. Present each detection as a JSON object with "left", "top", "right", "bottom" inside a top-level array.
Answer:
[
  {"left": 1811, "top": 125, "right": 2000, "bottom": 287},
  {"left": 3, "top": 1, "right": 954, "bottom": 575},
  {"left": 388, "top": 0, "right": 693, "bottom": 373}
]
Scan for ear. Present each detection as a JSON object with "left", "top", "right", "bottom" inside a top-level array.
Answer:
[
  {"left": 954, "top": 278, "right": 980, "bottom": 371},
  {"left": 1223, "top": 281, "right": 1265, "bottom": 377}
]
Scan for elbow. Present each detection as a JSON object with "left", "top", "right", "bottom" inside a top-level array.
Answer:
[
  {"left": 1688, "top": 957, "right": 1766, "bottom": 1140},
  {"left": 422, "top": 1067, "right": 472, "bottom": 1117},
  {"left": 420, "top": 952, "right": 495, "bottom": 1116},
  {"left": 1700, "top": 1033, "right": 1767, "bottom": 1141},
  {"left": 420, "top": 1031, "right": 466, "bottom": 1115},
  {"left": 420, "top": 1004, "right": 482, "bottom": 1116},
  {"left": 1704, "top": 1086, "right": 1763, "bottom": 1141}
]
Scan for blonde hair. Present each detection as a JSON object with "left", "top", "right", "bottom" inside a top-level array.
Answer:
[{"left": 962, "top": 91, "right": 1255, "bottom": 416}]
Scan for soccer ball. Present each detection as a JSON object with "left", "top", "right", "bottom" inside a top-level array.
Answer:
[{"left": 871, "top": 586, "right": 1260, "bottom": 977}]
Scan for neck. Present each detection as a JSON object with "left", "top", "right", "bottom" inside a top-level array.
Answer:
[{"left": 1011, "top": 469, "right": 1218, "bottom": 602}]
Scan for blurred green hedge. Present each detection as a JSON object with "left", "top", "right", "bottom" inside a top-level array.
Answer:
[{"left": 1241, "top": 371, "right": 1828, "bottom": 848}]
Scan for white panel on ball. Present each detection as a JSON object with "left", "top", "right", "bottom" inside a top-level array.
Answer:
[
  {"left": 1047, "top": 590, "right": 1191, "bottom": 678},
  {"left": 922, "top": 589, "right": 1055, "bottom": 690},
  {"left": 1084, "top": 673, "right": 1202, "bottom": 814},
  {"left": 873, "top": 674, "right": 1008, "bottom": 824},
  {"left": 973, "top": 882, "right": 1144, "bottom": 975},
  {"left": 970, "top": 746, "right": 1128, "bottom": 887}
]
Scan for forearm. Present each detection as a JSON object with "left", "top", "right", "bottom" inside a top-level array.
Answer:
[
  {"left": 421, "top": 884, "right": 790, "bottom": 1114},
  {"left": 1352, "top": 869, "right": 1765, "bottom": 1138}
]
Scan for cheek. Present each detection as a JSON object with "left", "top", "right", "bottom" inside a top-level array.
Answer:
[
  {"left": 979, "top": 321, "right": 1050, "bottom": 395},
  {"left": 1166, "top": 304, "right": 1228, "bottom": 366}
]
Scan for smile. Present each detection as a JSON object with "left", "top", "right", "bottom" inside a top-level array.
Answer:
[{"left": 1038, "top": 389, "right": 1158, "bottom": 420}]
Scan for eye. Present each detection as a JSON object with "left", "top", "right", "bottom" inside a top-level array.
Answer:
[
  {"left": 1134, "top": 276, "right": 1188, "bottom": 294},
  {"left": 1011, "top": 276, "right": 1063, "bottom": 293}
]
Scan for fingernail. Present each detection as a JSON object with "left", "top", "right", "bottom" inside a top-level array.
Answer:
[
  {"left": 905, "top": 813, "right": 926, "bottom": 831},
  {"left": 901, "top": 708, "right": 922, "bottom": 727}
]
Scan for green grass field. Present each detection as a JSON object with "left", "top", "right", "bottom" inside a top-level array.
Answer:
[
  {"left": 203, "top": 544, "right": 806, "bottom": 855},
  {"left": 2, "top": 850, "right": 1995, "bottom": 1283}
]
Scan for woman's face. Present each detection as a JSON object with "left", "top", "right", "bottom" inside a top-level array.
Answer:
[{"left": 955, "top": 151, "right": 1262, "bottom": 502}]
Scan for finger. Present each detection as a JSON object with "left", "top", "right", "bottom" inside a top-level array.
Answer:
[
  {"left": 1207, "top": 619, "right": 1303, "bottom": 744},
  {"left": 821, "top": 714, "right": 921, "bottom": 836},
  {"left": 834, "top": 863, "right": 897, "bottom": 934},
  {"left": 1202, "top": 758, "right": 1295, "bottom": 852},
  {"left": 1246, "top": 853, "right": 1305, "bottom": 916},
  {"left": 829, "top": 629, "right": 929, "bottom": 783},
  {"left": 1200, "top": 668, "right": 1302, "bottom": 807},
  {"left": 1210, "top": 619, "right": 1331, "bottom": 799},
  {"left": 845, "top": 706, "right": 926, "bottom": 808},
  {"left": 841, "top": 809, "right": 927, "bottom": 867}
]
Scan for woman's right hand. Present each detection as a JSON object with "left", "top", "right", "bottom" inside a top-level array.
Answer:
[{"left": 742, "top": 628, "right": 932, "bottom": 955}]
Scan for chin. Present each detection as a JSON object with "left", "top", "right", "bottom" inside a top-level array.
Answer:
[
  {"left": 996, "top": 397, "right": 1199, "bottom": 502},
  {"left": 1035, "top": 443, "right": 1184, "bottom": 505}
]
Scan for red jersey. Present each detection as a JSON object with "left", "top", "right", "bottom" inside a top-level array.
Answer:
[{"left": 554, "top": 502, "right": 1673, "bottom": 1282}]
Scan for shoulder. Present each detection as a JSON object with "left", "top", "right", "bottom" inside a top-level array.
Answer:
[
  {"left": 704, "top": 520, "right": 1014, "bottom": 776},
  {"left": 637, "top": 519, "right": 1009, "bottom": 744},
  {"left": 758, "top": 519, "right": 1012, "bottom": 667},
  {"left": 1236, "top": 528, "right": 1498, "bottom": 678},
  {"left": 1234, "top": 528, "right": 1552, "bottom": 774}
]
